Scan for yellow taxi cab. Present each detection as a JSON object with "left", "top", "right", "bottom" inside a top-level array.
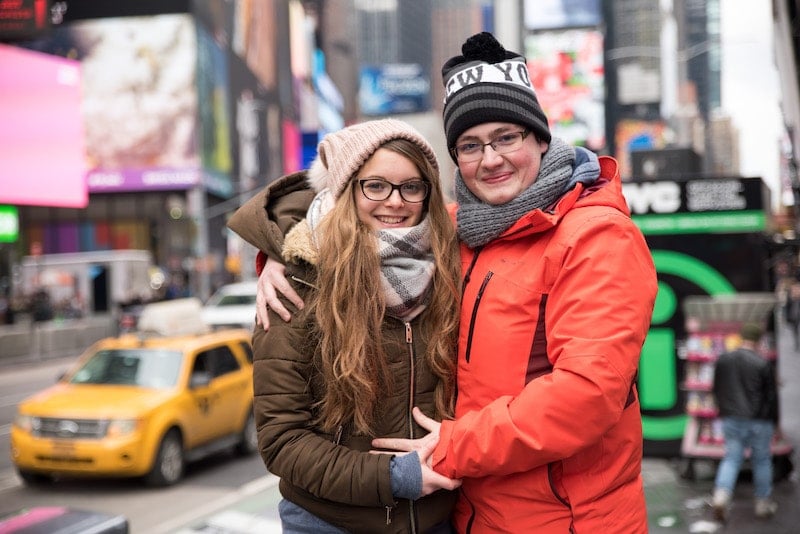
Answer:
[{"left": 10, "top": 298, "right": 256, "bottom": 487}]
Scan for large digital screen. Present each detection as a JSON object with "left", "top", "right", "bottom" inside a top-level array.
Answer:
[
  {"left": 20, "top": 14, "right": 205, "bottom": 196},
  {"left": 0, "top": 43, "right": 87, "bottom": 208},
  {"left": 525, "top": 29, "right": 606, "bottom": 151},
  {"left": 0, "top": 0, "right": 49, "bottom": 40}
]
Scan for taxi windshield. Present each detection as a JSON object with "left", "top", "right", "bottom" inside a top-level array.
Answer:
[{"left": 69, "top": 349, "right": 183, "bottom": 388}]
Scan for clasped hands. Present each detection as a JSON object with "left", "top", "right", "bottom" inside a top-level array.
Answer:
[{"left": 372, "top": 407, "right": 461, "bottom": 496}]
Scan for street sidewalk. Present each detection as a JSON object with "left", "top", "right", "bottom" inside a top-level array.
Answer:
[{"left": 166, "top": 322, "right": 800, "bottom": 534}]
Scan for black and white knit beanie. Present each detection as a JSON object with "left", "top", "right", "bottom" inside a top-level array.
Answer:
[{"left": 442, "top": 32, "right": 551, "bottom": 160}]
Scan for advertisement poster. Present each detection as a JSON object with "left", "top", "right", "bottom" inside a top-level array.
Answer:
[
  {"left": 615, "top": 119, "right": 668, "bottom": 179},
  {"left": 525, "top": 29, "right": 605, "bottom": 151},
  {"left": 0, "top": 43, "right": 86, "bottom": 208},
  {"left": 196, "top": 23, "right": 234, "bottom": 197},
  {"left": 22, "top": 14, "right": 209, "bottom": 195},
  {"left": 359, "top": 63, "right": 430, "bottom": 116}
]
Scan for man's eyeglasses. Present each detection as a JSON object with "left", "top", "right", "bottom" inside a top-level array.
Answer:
[
  {"left": 358, "top": 178, "right": 430, "bottom": 203},
  {"left": 451, "top": 130, "right": 530, "bottom": 162}
]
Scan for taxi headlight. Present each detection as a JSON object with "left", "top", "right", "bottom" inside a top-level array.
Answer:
[
  {"left": 14, "top": 414, "right": 40, "bottom": 434},
  {"left": 107, "top": 419, "right": 140, "bottom": 438}
]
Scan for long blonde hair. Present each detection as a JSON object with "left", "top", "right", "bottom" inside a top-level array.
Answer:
[{"left": 310, "top": 138, "right": 460, "bottom": 434}]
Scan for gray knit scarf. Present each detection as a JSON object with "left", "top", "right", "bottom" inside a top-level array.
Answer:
[
  {"left": 455, "top": 136, "right": 598, "bottom": 248},
  {"left": 377, "top": 218, "right": 435, "bottom": 321}
]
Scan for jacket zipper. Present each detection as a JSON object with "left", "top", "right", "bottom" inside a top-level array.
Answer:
[
  {"left": 289, "top": 274, "right": 318, "bottom": 290},
  {"left": 404, "top": 321, "right": 418, "bottom": 533},
  {"left": 405, "top": 322, "right": 416, "bottom": 440},
  {"left": 462, "top": 246, "right": 483, "bottom": 289},
  {"left": 464, "top": 272, "right": 492, "bottom": 363}
]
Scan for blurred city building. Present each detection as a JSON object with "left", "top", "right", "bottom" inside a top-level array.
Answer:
[{"left": 1, "top": 0, "right": 800, "bottom": 305}]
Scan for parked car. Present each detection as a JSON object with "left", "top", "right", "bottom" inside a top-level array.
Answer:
[
  {"left": 201, "top": 281, "right": 258, "bottom": 331},
  {"left": 10, "top": 299, "right": 256, "bottom": 487}
]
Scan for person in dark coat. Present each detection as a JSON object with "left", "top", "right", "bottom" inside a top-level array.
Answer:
[{"left": 711, "top": 322, "right": 779, "bottom": 521}]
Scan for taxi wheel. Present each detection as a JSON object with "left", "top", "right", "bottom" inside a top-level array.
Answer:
[
  {"left": 145, "top": 429, "right": 185, "bottom": 487},
  {"left": 17, "top": 469, "right": 53, "bottom": 486},
  {"left": 235, "top": 410, "right": 258, "bottom": 456}
]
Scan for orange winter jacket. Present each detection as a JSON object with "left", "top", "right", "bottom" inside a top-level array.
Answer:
[{"left": 434, "top": 156, "right": 657, "bottom": 533}]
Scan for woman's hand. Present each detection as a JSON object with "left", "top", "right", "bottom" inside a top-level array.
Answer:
[{"left": 255, "top": 256, "right": 304, "bottom": 329}]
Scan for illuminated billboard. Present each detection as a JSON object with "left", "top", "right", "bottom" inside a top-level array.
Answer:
[
  {"left": 359, "top": 63, "right": 431, "bottom": 116},
  {"left": 0, "top": 205, "right": 19, "bottom": 242},
  {"left": 0, "top": 0, "right": 49, "bottom": 40},
  {"left": 525, "top": 29, "right": 606, "bottom": 151},
  {"left": 614, "top": 119, "right": 668, "bottom": 179},
  {"left": 0, "top": 43, "right": 87, "bottom": 208},
  {"left": 20, "top": 15, "right": 216, "bottom": 195}
]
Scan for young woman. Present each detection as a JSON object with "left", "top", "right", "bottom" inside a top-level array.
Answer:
[{"left": 226, "top": 119, "right": 462, "bottom": 533}]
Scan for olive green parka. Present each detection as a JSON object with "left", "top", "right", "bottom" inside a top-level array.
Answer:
[{"left": 227, "top": 172, "right": 457, "bottom": 533}]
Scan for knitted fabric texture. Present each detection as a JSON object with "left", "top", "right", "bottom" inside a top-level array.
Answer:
[
  {"left": 377, "top": 219, "right": 435, "bottom": 321},
  {"left": 306, "top": 119, "right": 439, "bottom": 198},
  {"left": 455, "top": 137, "right": 600, "bottom": 248},
  {"left": 303, "top": 189, "right": 435, "bottom": 322},
  {"left": 442, "top": 32, "right": 551, "bottom": 159}
]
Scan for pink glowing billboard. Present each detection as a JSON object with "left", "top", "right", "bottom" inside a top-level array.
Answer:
[{"left": 0, "top": 43, "right": 87, "bottom": 208}]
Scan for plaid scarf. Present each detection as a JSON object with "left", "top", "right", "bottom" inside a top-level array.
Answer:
[
  {"left": 377, "top": 217, "right": 435, "bottom": 321},
  {"left": 306, "top": 189, "right": 434, "bottom": 321}
]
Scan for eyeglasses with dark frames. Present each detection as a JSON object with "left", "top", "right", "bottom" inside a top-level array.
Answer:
[
  {"left": 357, "top": 178, "right": 430, "bottom": 203},
  {"left": 451, "top": 130, "right": 530, "bottom": 162}
]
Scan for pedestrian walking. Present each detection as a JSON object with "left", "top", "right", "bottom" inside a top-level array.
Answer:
[{"left": 711, "top": 322, "right": 779, "bottom": 521}]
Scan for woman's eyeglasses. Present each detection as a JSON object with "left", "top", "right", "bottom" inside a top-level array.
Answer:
[{"left": 358, "top": 178, "right": 430, "bottom": 203}]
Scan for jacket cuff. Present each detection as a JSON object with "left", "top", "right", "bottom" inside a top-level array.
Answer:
[
  {"left": 432, "top": 420, "right": 456, "bottom": 478},
  {"left": 389, "top": 451, "right": 422, "bottom": 500}
]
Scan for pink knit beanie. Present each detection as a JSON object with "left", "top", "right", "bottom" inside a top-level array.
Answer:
[{"left": 306, "top": 118, "right": 439, "bottom": 197}]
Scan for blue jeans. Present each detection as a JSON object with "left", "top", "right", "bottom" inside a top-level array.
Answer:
[
  {"left": 714, "top": 417, "right": 775, "bottom": 498},
  {"left": 279, "top": 499, "right": 347, "bottom": 534},
  {"left": 279, "top": 498, "right": 454, "bottom": 533}
]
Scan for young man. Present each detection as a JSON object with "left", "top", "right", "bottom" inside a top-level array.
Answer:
[
  {"left": 248, "top": 32, "right": 657, "bottom": 533},
  {"left": 711, "top": 322, "right": 779, "bottom": 521}
]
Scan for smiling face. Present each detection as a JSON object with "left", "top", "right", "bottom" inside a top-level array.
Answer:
[
  {"left": 456, "top": 121, "right": 549, "bottom": 205},
  {"left": 353, "top": 147, "right": 426, "bottom": 231}
]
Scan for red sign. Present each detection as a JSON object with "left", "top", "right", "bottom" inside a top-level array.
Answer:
[
  {"left": 0, "top": 0, "right": 49, "bottom": 39},
  {"left": 30, "top": 241, "right": 42, "bottom": 256}
]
